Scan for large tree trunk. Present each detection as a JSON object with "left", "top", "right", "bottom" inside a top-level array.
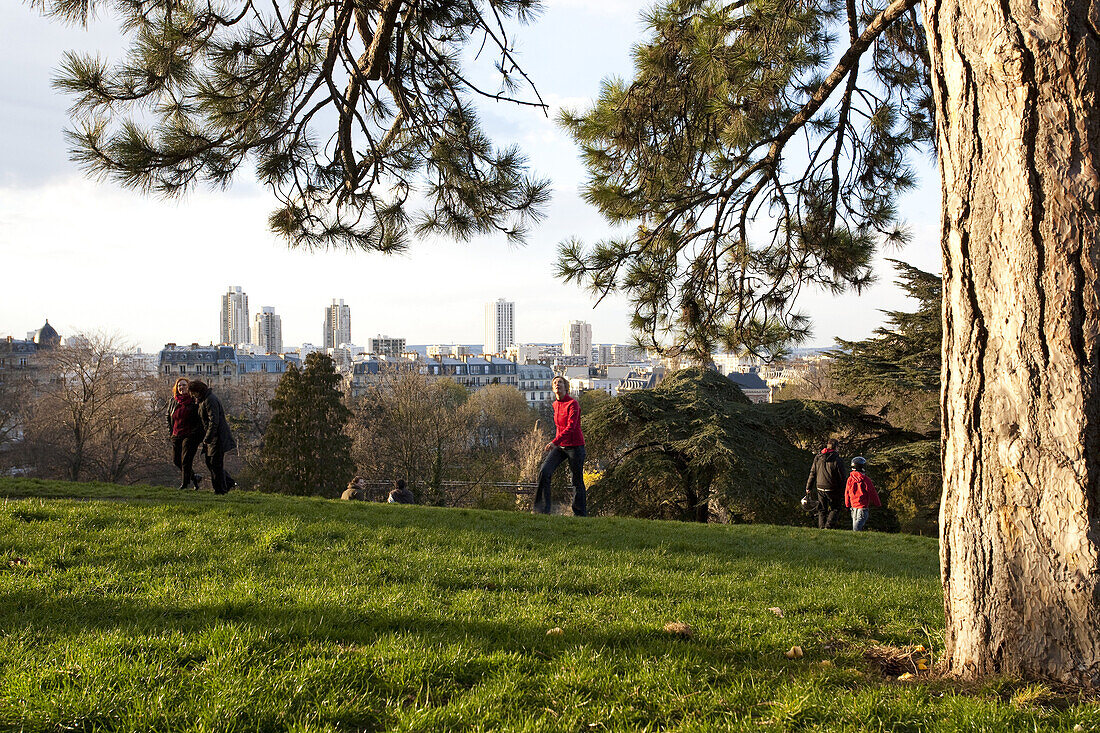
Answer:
[{"left": 926, "top": 0, "right": 1100, "bottom": 682}]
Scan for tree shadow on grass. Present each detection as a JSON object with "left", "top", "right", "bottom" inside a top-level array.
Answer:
[
  {"left": 2, "top": 483, "right": 939, "bottom": 583},
  {"left": 3, "top": 478, "right": 938, "bottom": 580},
  {"left": 303, "top": 502, "right": 940, "bottom": 583},
  {"left": 4, "top": 590, "right": 882, "bottom": 733},
  {"left": 3, "top": 590, "right": 797, "bottom": 676}
]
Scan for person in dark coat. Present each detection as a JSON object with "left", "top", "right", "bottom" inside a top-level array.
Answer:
[
  {"left": 167, "top": 377, "right": 203, "bottom": 490},
  {"left": 805, "top": 438, "right": 847, "bottom": 529},
  {"left": 188, "top": 380, "right": 237, "bottom": 495},
  {"left": 387, "top": 479, "right": 415, "bottom": 504}
]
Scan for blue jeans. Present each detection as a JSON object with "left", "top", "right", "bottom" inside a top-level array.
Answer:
[
  {"left": 535, "top": 445, "right": 586, "bottom": 516},
  {"left": 851, "top": 507, "right": 870, "bottom": 531}
]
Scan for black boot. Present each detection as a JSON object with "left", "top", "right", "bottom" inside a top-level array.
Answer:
[{"left": 192, "top": 475, "right": 202, "bottom": 490}]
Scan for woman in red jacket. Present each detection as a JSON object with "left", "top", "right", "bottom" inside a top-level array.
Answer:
[
  {"left": 534, "top": 376, "right": 586, "bottom": 516},
  {"left": 845, "top": 456, "right": 882, "bottom": 531}
]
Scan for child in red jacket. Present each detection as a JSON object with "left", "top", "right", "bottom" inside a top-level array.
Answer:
[{"left": 845, "top": 456, "right": 881, "bottom": 531}]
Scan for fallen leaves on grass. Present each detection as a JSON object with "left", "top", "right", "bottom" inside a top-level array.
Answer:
[
  {"left": 767, "top": 607, "right": 784, "bottom": 618},
  {"left": 864, "top": 644, "right": 932, "bottom": 677},
  {"left": 9, "top": 557, "right": 28, "bottom": 567},
  {"left": 546, "top": 627, "right": 564, "bottom": 636},
  {"left": 785, "top": 646, "right": 803, "bottom": 659},
  {"left": 663, "top": 622, "right": 694, "bottom": 639}
]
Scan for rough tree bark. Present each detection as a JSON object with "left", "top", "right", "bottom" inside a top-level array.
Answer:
[{"left": 927, "top": 0, "right": 1100, "bottom": 682}]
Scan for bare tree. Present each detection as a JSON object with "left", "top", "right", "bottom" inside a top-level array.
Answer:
[
  {"left": 464, "top": 383, "right": 536, "bottom": 451},
  {"left": 451, "top": 383, "right": 540, "bottom": 504},
  {"left": 0, "top": 371, "right": 33, "bottom": 469},
  {"left": 350, "top": 369, "right": 468, "bottom": 503},
  {"left": 220, "top": 373, "right": 279, "bottom": 473},
  {"left": 85, "top": 379, "right": 166, "bottom": 484},
  {"left": 517, "top": 420, "right": 549, "bottom": 485},
  {"left": 23, "top": 334, "right": 168, "bottom": 483}
]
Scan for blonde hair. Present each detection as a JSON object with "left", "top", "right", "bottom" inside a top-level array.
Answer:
[{"left": 172, "top": 377, "right": 190, "bottom": 399}]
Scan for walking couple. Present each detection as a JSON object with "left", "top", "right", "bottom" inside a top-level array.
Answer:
[{"left": 167, "top": 378, "right": 237, "bottom": 494}]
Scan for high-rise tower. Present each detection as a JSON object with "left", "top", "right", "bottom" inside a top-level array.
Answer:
[
  {"left": 324, "top": 299, "right": 352, "bottom": 349},
  {"left": 220, "top": 286, "right": 250, "bottom": 345},
  {"left": 563, "top": 320, "right": 593, "bottom": 364},
  {"left": 253, "top": 306, "right": 283, "bottom": 354},
  {"left": 484, "top": 298, "right": 515, "bottom": 355}
]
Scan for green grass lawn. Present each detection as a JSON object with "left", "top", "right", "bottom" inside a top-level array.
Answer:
[{"left": 1, "top": 478, "right": 1095, "bottom": 731}]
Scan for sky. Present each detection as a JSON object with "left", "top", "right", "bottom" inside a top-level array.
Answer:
[{"left": 0, "top": 0, "right": 942, "bottom": 354}]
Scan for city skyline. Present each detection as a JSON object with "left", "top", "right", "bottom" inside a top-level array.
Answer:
[{"left": 1, "top": 2, "right": 942, "bottom": 356}]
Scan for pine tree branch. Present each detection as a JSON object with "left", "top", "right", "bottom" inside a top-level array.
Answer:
[{"left": 719, "top": 0, "right": 922, "bottom": 202}]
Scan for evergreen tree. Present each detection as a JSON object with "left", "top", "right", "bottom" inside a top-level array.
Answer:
[
  {"left": 31, "top": 0, "right": 550, "bottom": 250},
  {"left": 584, "top": 368, "right": 893, "bottom": 524},
  {"left": 821, "top": 260, "right": 941, "bottom": 534},
  {"left": 559, "top": 0, "right": 930, "bottom": 359},
  {"left": 829, "top": 259, "right": 941, "bottom": 433},
  {"left": 261, "top": 352, "right": 354, "bottom": 497}
]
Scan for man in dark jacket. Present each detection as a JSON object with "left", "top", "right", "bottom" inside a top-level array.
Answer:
[
  {"left": 188, "top": 380, "right": 237, "bottom": 495},
  {"left": 387, "top": 479, "right": 415, "bottom": 504},
  {"left": 805, "top": 438, "right": 847, "bottom": 529}
]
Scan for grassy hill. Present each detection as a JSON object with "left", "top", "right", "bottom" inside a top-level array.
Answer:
[{"left": 0, "top": 478, "right": 1094, "bottom": 731}]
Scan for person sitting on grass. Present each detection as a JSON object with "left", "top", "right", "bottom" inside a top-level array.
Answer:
[
  {"left": 388, "top": 479, "right": 415, "bottom": 504},
  {"left": 845, "top": 456, "right": 882, "bottom": 531}
]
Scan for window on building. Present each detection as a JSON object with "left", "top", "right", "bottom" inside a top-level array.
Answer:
[
  {"left": 206, "top": 364, "right": 213, "bottom": 373},
  {"left": 179, "top": 365, "right": 186, "bottom": 374}
]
